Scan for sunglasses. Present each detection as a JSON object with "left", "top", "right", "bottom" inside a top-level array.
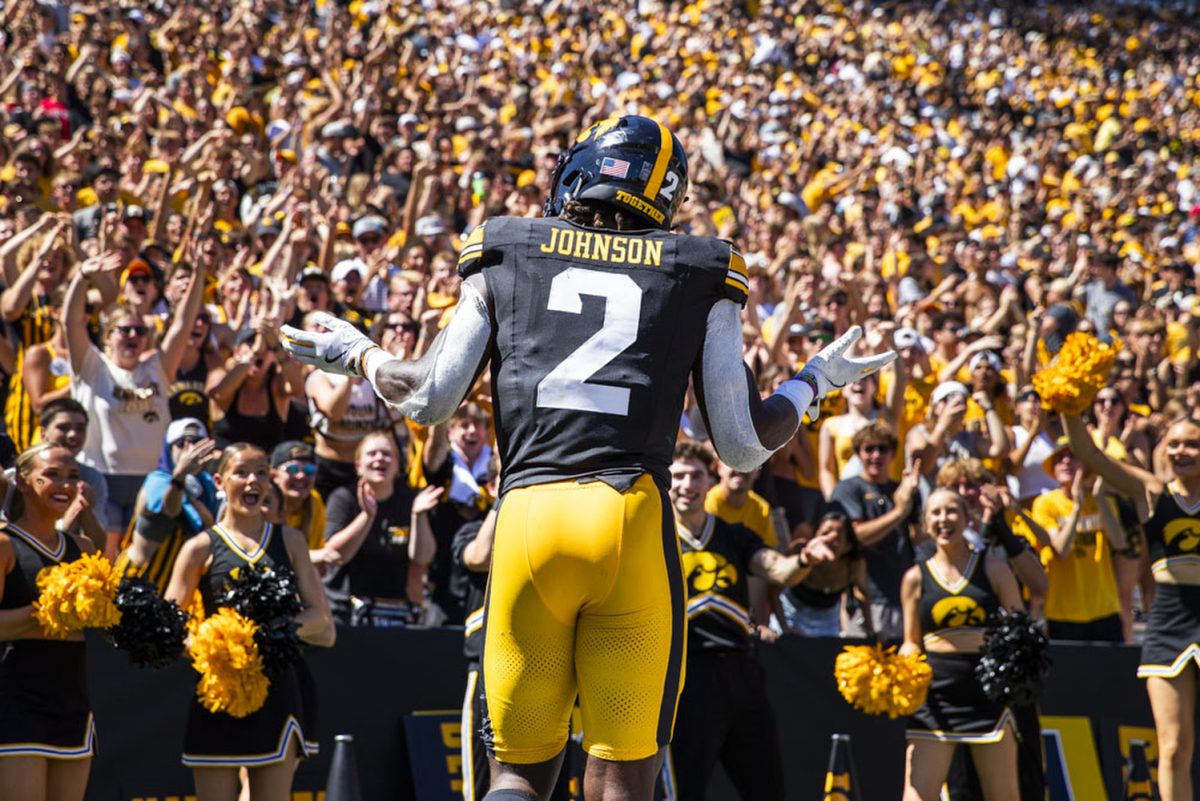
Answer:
[
  {"left": 1095, "top": 396, "right": 1121, "bottom": 406},
  {"left": 282, "top": 462, "right": 317, "bottom": 477},
  {"left": 825, "top": 296, "right": 848, "bottom": 307},
  {"left": 1018, "top": 392, "right": 1041, "bottom": 403},
  {"left": 387, "top": 322, "right": 420, "bottom": 334},
  {"left": 127, "top": 273, "right": 152, "bottom": 285},
  {"left": 175, "top": 435, "right": 201, "bottom": 447},
  {"left": 114, "top": 324, "right": 148, "bottom": 337},
  {"left": 861, "top": 444, "right": 893, "bottom": 455},
  {"left": 358, "top": 234, "right": 384, "bottom": 246}
]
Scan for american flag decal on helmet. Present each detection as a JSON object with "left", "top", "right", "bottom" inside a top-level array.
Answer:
[{"left": 599, "top": 157, "right": 630, "bottom": 178}]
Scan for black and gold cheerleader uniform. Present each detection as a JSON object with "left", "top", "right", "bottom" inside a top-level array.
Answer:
[
  {"left": 181, "top": 522, "right": 319, "bottom": 768},
  {"left": 1136, "top": 485, "right": 1200, "bottom": 678},
  {"left": 0, "top": 525, "right": 95, "bottom": 759},
  {"left": 908, "top": 550, "right": 1012, "bottom": 743}
]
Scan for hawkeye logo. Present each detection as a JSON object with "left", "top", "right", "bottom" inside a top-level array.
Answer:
[
  {"left": 932, "top": 596, "right": 986, "bottom": 628},
  {"left": 1165, "top": 519, "right": 1200, "bottom": 553},
  {"left": 823, "top": 772, "right": 851, "bottom": 801},
  {"left": 682, "top": 551, "right": 738, "bottom": 592}
]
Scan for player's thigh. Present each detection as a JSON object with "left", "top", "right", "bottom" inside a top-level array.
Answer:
[
  {"left": 576, "top": 476, "right": 685, "bottom": 763},
  {"left": 483, "top": 483, "right": 612, "bottom": 762}
]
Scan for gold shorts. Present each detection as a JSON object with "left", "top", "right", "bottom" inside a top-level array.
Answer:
[{"left": 482, "top": 474, "right": 686, "bottom": 763}]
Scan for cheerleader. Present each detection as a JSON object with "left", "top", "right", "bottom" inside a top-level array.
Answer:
[
  {"left": 1064, "top": 414, "right": 1200, "bottom": 801},
  {"left": 0, "top": 444, "right": 95, "bottom": 801},
  {"left": 166, "top": 443, "right": 335, "bottom": 801},
  {"left": 900, "top": 488, "right": 1023, "bottom": 801}
]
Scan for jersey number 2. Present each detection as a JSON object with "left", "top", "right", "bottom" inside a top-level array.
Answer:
[{"left": 536, "top": 268, "right": 642, "bottom": 416}]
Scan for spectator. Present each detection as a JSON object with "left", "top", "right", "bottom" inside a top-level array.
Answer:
[
  {"left": 321, "top": 430, "right": 441, "bottom": 627},
  {"left": 1030, "top": 438, "right": 1127, "bottom": 643},
  {"left": 120, "top": 417, "right": 218, "bottom": 595},
  {"left": 63, "top": 252, "right": 205, "bottom": 528},
  {"left": 209, "top": 323, "right": 305, "bottom": 451},
  {"left": 818, "top": 371, "right": 905, "bottom": 498},
  {"left": 1080, "top": 253, "right": 1138, "bottom": 335},
  {"left": 1005, "top": 386, "right": 1059, "bottom": 506},
  {"left": 31, "top": 398, "right": 111, "bottom": 552},
  {"left": 775, "top": 511, "right": 871, "bottom": 638},
  {"left": 830, "top": 421, "right": 921, "bottom": 642},
  {"left": 270, "top": 440, "right": 338, "bottom": 573}
]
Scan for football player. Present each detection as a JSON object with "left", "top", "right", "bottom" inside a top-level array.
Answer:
[{"left": 282, "top": 115, "right": 895, "bottom": 801}]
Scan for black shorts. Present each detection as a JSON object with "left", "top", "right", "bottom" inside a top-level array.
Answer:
[
  {"left": 0, "top": 640, "right": 95, "bottom": 759},
  {"left": 1138, "top": 583, "right": 1200, "bottom": 679},
  {"left": 908, "top": 652, "right": 1012, "bottom": 744}
]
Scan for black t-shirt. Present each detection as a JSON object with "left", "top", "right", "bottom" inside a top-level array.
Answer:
[
  {"left": 425, "top": 500, "right": 483, "bottom": 626},
  {"left": 459, "top": 216, "right": 748, "bottom": 494},
  {"left": 679, "top": 515, "right": 764, "bottom": 652},
  {"left": 829, "top": 475, "right": 919, "bottom": 606},
  {"left": 322, "top": 483, "right": 418, "bottom": 603},
  {"left": 451, "top": 520, "right": 489, "bottom": 663}
]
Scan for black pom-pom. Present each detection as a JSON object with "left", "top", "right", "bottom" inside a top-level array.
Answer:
[
  {"left": 110, "top": 577, "right": 188, "bottom": 669},
  {"left": 222, "top": 565, "right": 304, "bottom": 678},
  {"left": 975, "top": 609, "right": 1052, "bottom": 705}
]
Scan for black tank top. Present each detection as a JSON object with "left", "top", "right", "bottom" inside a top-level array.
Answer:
[
  {"left": 918, "top": 550, "right": 997, "bottom": 642},
  {"left": 198, "top": 522, "right": 292, "bottom": 617},
  {"left": 1144, "top": 484, "right": 1200, "bottom": 574},
  {"left": 169, "top": 354, "right": 212, "bottom": 427},
  {"left": 213, "top": 372, "right": 285, "bottom": 451},
  {"left": 1, "top": 524, "right": 83, "bottom": 614}
]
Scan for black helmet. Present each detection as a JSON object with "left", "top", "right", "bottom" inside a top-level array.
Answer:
[{"left": 544, "top": 115, "right": 688, "bottom": 230}]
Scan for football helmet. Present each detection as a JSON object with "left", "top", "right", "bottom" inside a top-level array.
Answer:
[{"left": 544, "top": 115, "right": 688, "bottom": 230}]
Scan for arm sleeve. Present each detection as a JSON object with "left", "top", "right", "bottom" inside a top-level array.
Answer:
[
  {"left": 696, "top": 299, "right": 812, "bottom": 472},
  {"left": 389, "top": 280, "right": 494, "bottom": 426}
]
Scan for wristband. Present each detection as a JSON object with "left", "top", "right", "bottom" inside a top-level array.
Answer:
[
  {"left": 362, "top": 346, "right": 393, "bottom": 385},
  {"left": 775, "top": 375, "right": 817, "bottom": 421},
  {"left": 170, "top": 475, "right": 187, "bottom": 491}
]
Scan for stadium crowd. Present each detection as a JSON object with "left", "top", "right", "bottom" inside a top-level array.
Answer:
[{"left": 4, "top": 0, "right": 1200, "bottom": 797}]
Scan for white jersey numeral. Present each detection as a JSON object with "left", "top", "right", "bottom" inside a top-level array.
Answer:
[{"left": 535, "top": 268, "right": 643, "bottom": 416}]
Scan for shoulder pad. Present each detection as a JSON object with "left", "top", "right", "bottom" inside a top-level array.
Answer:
[
  {"left": 719, "top": 240, "right": 749, "bottom": 307},
  {"left": 456, "top": 221, "right": 489, "bottom": 278}
]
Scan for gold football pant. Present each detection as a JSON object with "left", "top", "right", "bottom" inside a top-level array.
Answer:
[{"left": 482, "top": 474, "right": 686, "bottom": 763}]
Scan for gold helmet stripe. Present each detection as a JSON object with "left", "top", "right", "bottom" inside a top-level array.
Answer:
[{"left": 643, "top": 120, "right": 673, "bottom": 202}]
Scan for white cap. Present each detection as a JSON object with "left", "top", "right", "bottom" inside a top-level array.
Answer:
[
  {"left": 968, "top": 351, "right": 1002, "bottom": 372},
  {"left": 931, "top": 381, "right": 969, "bottom": 406},
  {"left": 166, "top": 417, "right": 207, "bottom": 446},
  {"left": 893, "top": 327, "right": 925, "bottom": 352},
  {"left": 331, "top": 258, "right": 367, "bottom": 283},
  {"left": 414, "top": 215, "right": 446, "bottom": 237}
]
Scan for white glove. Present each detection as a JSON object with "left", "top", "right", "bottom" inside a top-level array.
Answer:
[
  {"left": 797, "top": 325, "right": 897, "bottom": 421},
  {"left": 280, "top": 312, "right": 381, "bottom": 378}
]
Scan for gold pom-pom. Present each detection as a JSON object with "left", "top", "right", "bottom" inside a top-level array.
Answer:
[
  {"left": 187, "top": 608, "right": 270, "bottom": 718},
  {"left": 834, "top": 643, "right": 932, "bottom": 719},
  {"left": 33, "top": 552, "right": 122, "bottom": 638},
  {"left": 1032, "top": 332, "right": 1122, "bottom": 415}
]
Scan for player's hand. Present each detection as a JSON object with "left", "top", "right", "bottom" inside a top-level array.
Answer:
[
  {"left": 280, "top": 312, "right": 380, "bottom": 378},
  {"left": 798, "top": 325, "right": 897, "bottom": 420}
]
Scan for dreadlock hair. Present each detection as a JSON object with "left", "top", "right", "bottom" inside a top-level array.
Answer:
[{"left": 558, "top": 198, "right": 641, "bottom": 232}]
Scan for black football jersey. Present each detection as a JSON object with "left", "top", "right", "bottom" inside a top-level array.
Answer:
[
  {"left": 458, "top": 216, "right": 748, "bottom": 494},
  {"left": 678, "top": 515, "right": 765, "bottom": 652}
]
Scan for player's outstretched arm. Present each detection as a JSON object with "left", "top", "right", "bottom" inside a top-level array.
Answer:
[
  {"left": 694, "top": 300, "right": 895, "bottom": 472},
  {"left": 280, "top": 274, "right": 493, "bottom": 426}
]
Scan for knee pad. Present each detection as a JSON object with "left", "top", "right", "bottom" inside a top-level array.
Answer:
[{"left": 483, "top": 791, "right": 540, "bottom": 801}]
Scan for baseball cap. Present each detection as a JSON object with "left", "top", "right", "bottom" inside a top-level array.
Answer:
[
  {"left": 968, "top": 351, "right": 1003, "bottom": 372},
  {"left": 893, "top": 326, "right": 925, "bottom": 351},
  {"left": 271, "top": 440, "right": 315, "bottom": 468},
  {"left": 1042, "top": 436, "right": 1073, "bottom": 477},
  {"left": 166, "top": 417, "right": 207, "bottom": 446},
  {"left": 297, "top": 264, "right": 330, "bottom": 285},
  {"left": 931, "top": 381, "right": 969, "bottom": 406},
  {"left": 331, "top": 258, "right": 366, "bottom": 283},
  {"left": 352, "top": 215, "right": 388, "bottom": 240},
  {"left": 414, "top": 215, "right": 447, "bottom": 237}
]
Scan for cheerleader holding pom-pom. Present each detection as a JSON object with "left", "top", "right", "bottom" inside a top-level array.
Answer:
[
  {"left": 165, "top": 443, "right": 335, "bottom": 801},
  {"left": 899, "top": 488, "right": 1026, "bottom": 801},
  {"left": 0, "top": 444, "right": 109, "bottom": 801}
]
